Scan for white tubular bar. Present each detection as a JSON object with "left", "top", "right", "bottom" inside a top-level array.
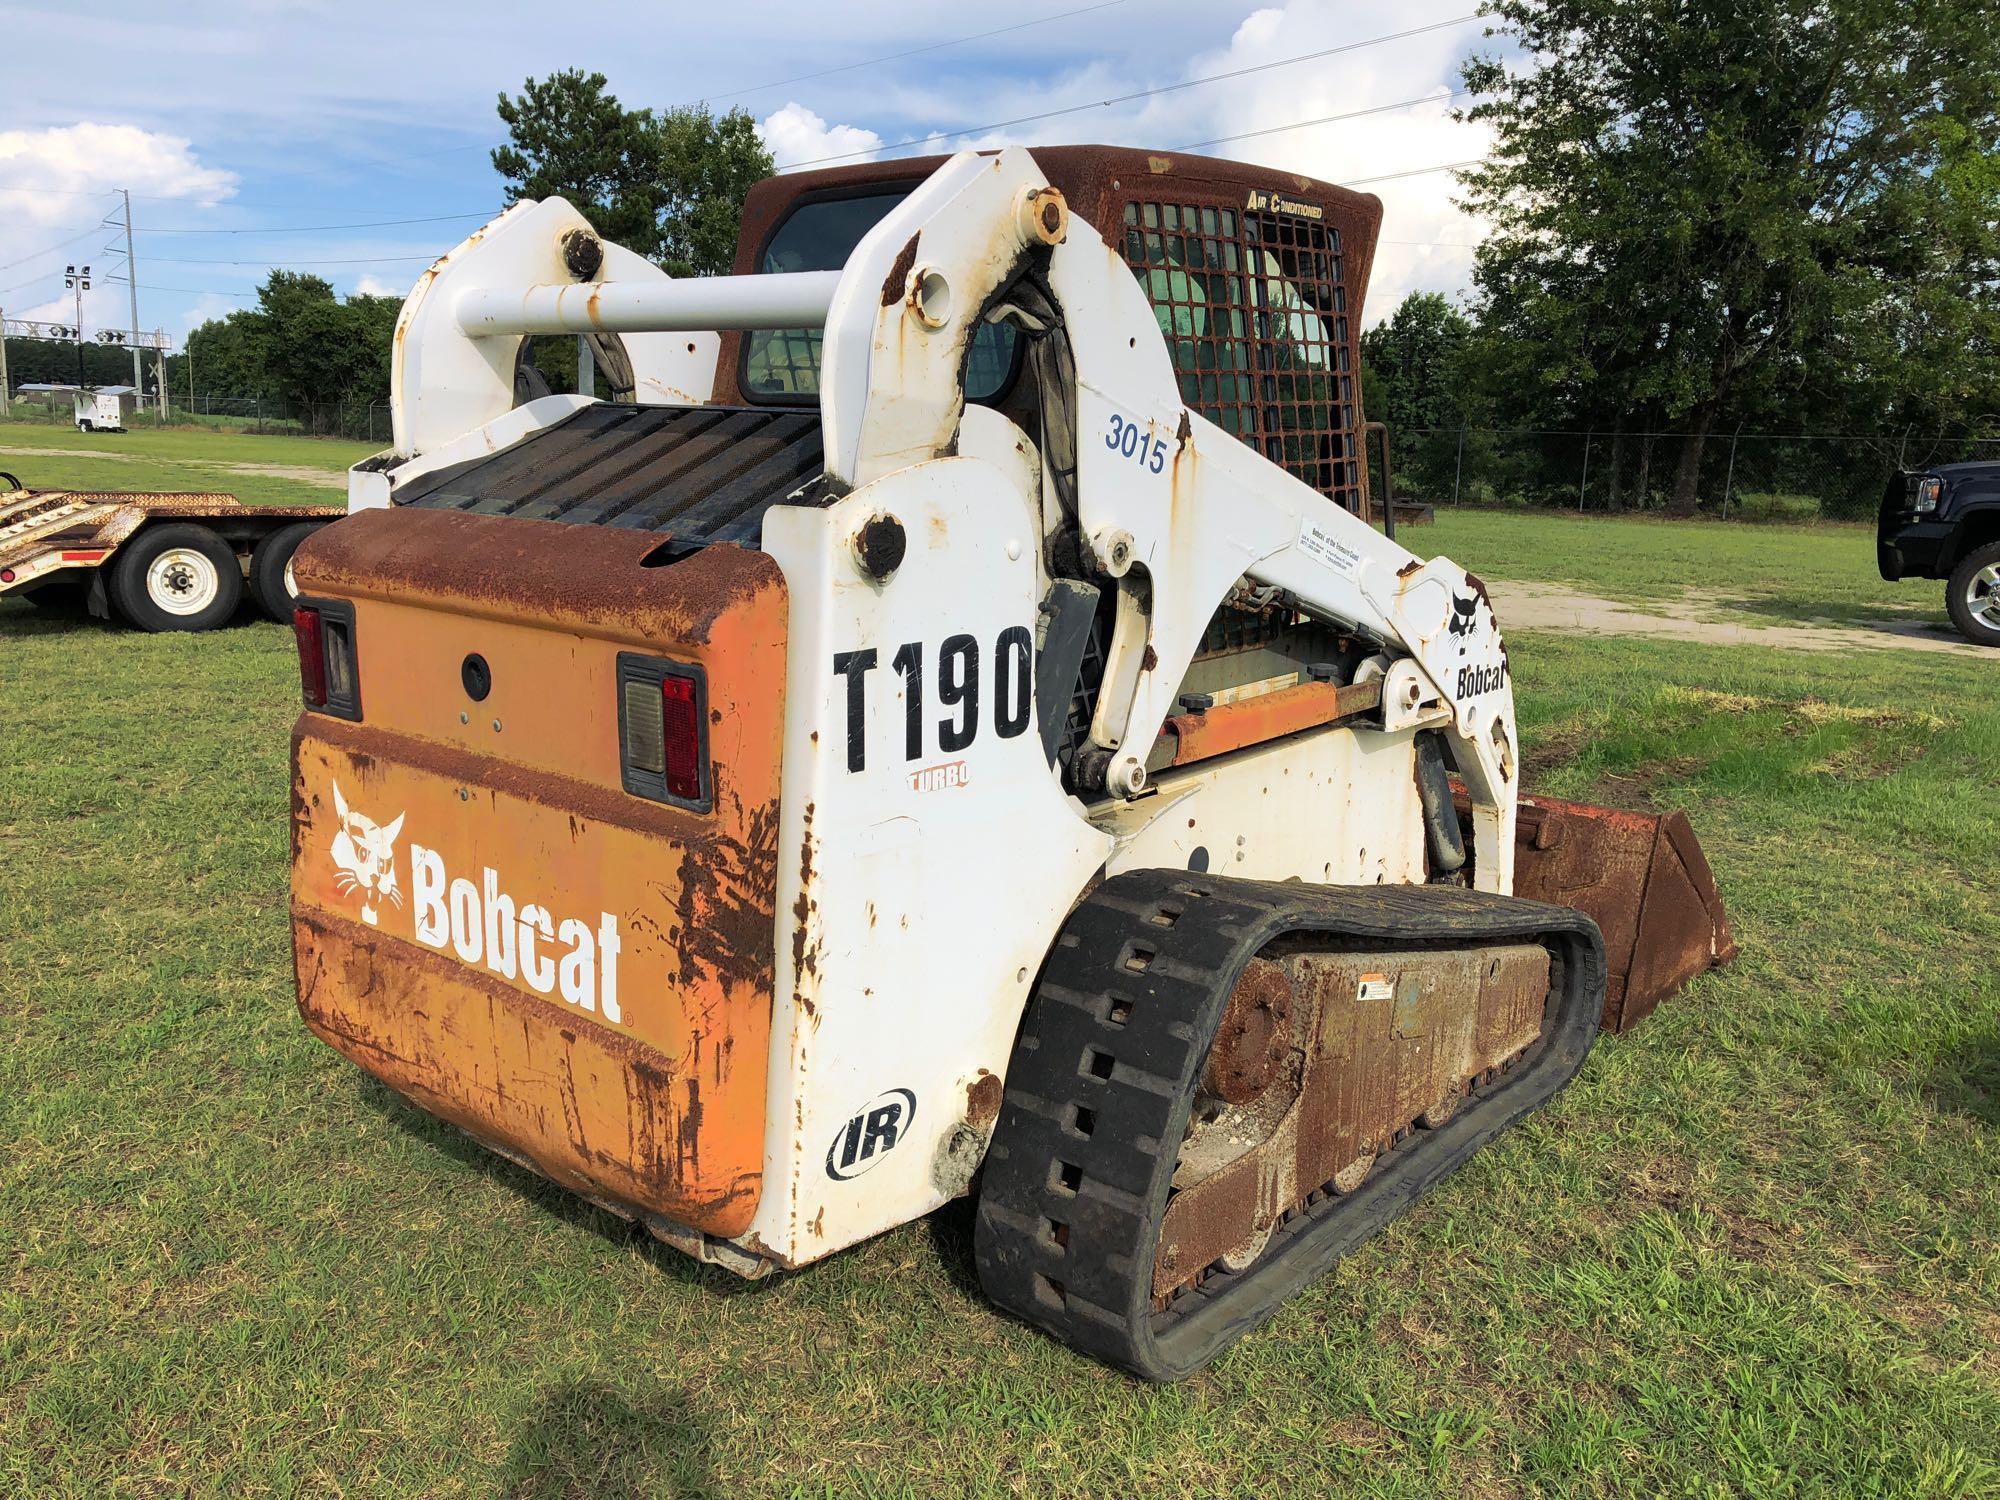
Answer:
[{"left": 453, "top": 270, "right": 842, "bottom": 337}]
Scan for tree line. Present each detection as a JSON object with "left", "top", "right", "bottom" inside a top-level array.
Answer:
[
  {"left": 142, "top": 74, "right": 770, "bottom": 426},
  {"left": 1367, "top": 0, "right": 1998, "bottom": 515},
  {"left": 52, "top": 0, "right": 1987, "bottom": 501}
]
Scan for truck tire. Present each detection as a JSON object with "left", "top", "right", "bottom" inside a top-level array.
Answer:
[
  {"left": 109, "top": 523, "right": 243, "bottom": 632},
  {"left": 1945, "top": 542, "right": 2000, "bottom": 647},
  {"left": 250, "top": 521, "right": 322, "bottom": 621}
]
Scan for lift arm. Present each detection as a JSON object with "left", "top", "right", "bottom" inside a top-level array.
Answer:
[{"left": 385, "top": 149, "right": 1521, "bottom": 890}]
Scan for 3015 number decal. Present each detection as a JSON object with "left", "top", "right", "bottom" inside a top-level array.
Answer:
[
  {"left": 1104, "top": 411, "right": 1167, "bottom": 474},
  {"left": 832, "top": 627, "right": 1033, "bottom": 772}
]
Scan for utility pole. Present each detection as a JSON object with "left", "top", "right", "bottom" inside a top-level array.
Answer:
[
  {"left": 64, "top": 265, "right": 90, "bottom": 387},
  {"left": 121, "top": 190, "right": 144, "bottom": 394},
  {"left": 0, "top": 308, "right": 10, "bottom": 418}
]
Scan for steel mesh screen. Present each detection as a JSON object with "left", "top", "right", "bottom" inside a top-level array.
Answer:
[{"left": 1121, "top": 200, "right": 1360, "bottom": 513}]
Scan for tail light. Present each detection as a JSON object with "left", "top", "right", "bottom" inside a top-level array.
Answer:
[
  {"left": 293, "top": 598, "right": 361, "bottom": 719},
  {"left": 293, "top": 606, "right": 325, "bottom": 704},
  {"left": 617, "top": 653, "right": 710, "bottom": 811}
]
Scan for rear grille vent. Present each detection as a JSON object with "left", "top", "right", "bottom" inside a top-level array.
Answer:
[{"left": 395, "top": 403, "right": 824, "bottom": 546}]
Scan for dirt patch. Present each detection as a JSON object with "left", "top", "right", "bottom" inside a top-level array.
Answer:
[
  {"left": 0, "top": 444, "right": 137, "bottom": 462},
  {"left": 1662, "top": 685, "right": 1947, "bottom": 732},
  {"left": 212, "top": 462, "right": 346, "bottom": 489},
  {"left": 1493, "top": 579, "right": 1990, "bottom": 658}
]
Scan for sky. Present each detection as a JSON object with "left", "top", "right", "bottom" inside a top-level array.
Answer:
[{"left": 0, "top": 0, "right": 1509, "bottom": 353}]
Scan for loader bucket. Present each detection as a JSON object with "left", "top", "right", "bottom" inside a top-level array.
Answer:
[{"left": 1454, "top": 787, "right": 1738, "bottom": 1032}]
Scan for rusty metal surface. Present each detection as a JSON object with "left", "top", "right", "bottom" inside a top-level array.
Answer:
[
  {"left": 1452, "top": 785, "right": 1739, "bottom": 1032},
  {"left": 711, "top": 145, "right": 1383, "bottom": 521},
  {"left": 390, "top": 402, "right": 823, "bottom": 545},
  {"left": 1158, "top": 677, "right": 1382, "bottom": 768},
  {"left": 294, "top": 504, "right": 781, "bottom": 649},
  {"left": 290, "top": 509, "right": 788, "bottom": 1236},
  {"left": 1154, "top": 941, "right": 1551, "bottom": 1297},
  {"left": 0, "top": 489, "right": 335, "bottom": 584},
  {"left": 1203, "top": 957, "right": 1296, "bottom": 1104}
]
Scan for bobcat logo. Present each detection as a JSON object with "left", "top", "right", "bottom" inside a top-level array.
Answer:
[
  {"left": 1447, "top": 591, "right": 1480, "bottom": 639},
  {"left": 329, "top": 781, "right": 404, "bottom": 927}
]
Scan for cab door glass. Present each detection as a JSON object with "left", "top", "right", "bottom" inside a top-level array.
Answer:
[{"left": 744, "top": 190, "right": 1018, "bottom": 401}]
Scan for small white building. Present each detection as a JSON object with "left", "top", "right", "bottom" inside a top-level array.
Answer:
[{"left": 16, "top": 383, "right": 139, "bottom": 432}]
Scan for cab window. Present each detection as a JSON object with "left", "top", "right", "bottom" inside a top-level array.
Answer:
[{"left": 743, "top": 189, "right": 1018, "bottom": 402}]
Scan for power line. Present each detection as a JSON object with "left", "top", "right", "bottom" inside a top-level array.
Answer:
[
  {"left": 136, "top": 210, "right": 500, "bottom": 236},
  {"left": 0, "top": 223, "right": 106, "bottom": 271},
  {"left": 144, "top": 253, "right": 441, "bottom": 267},
  {"left": 773, "top": 13, "right": 1481, "bottom": 170},
  {"left": 678, "top": 0, "right": 1131, "bottom": 108},
  {"left": 1167, "top": 91, "right": 1470, "bottom": 154},
  {"left": 1338, "top": 159, "right": 1484, "bottom": 186}
]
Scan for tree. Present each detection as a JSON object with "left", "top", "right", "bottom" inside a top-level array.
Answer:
[
  {"left": 493, "top": 71, "right": 773, "bottom": 277},
  {"left": 1361, "top": 292, "right": 1475, "bottom": 433},
  {"left": 1460, "top": 0, "right": 2000, "bottom": 513},
  {"left": 170, "top": 272, "right": 399, "bottom": 424}
]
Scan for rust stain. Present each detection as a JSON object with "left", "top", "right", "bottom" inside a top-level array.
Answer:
[
  {"left": 881, "top": 232, "right": 920, "bottom": 307},
  {"left": 965, "top": 1070, "right": 1002, "bottom": 1129},
  {"left": 1162, "top": 678, "right": 1382, "bottom": 769},
  {"left": 790, "top": 801, "right": 818, "bottom": 988},
  {"left": 294, "top": 506, "right": 777, "bottom": 650}
]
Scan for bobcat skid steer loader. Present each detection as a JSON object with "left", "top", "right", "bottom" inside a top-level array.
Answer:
[{"left": 288, "top": 146, "right": 1734, "bottom": 1380}]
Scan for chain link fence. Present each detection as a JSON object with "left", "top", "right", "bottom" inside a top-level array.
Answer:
[
  {"left": 1381, "top": 423, "right": 2000, "bottom": 521},
  {"left": 2, "top": 390, "right": 394, "bottom": 443},
  {"left": 8, "top": 386, "right": 1996, "bottom": 521}
]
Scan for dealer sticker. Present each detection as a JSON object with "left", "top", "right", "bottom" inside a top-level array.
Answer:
[{"left": 1298, "top": 517, "right": 1362, "bottom": 576}]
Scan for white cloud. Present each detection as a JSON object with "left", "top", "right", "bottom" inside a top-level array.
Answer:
[
  {"left": 800, "top": 1, "right": 1497, "bottom": 320},
  {"left": 1, "top": 124, "right": 237, "bottom": 333},
  {"left": 761, "top": 103, "right": 883, "bottom": 172},
  {"left": 0, "top": 122, "right": 236, "bottom": 230},
  {"left": 352, "top": 273, "right": 402, "bottom": 297},
  {"left": 178, "top": 292, "right": 238, "bottom": 336},
  {"left": 1136, "top": 1, "right": 1496, "bottom": 320}
]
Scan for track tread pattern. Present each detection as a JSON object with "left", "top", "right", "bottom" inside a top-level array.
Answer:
[{"left": 973, "top": 869, "right": 1606, "bottom": 1381}]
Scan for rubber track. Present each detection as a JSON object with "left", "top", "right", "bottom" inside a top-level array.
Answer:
[{"left": 973, "top": 869, "right": 1606, "bottom": 1381}]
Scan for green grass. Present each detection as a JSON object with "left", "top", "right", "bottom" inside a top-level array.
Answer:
[
  {"left": 1425, "top": 508, "right": 1951, "bottom": 631},
  {"left": 0, "top": 418, "right": 375, "bottom": 508},
  {"left": 1, "top": 446, "right": 1995, "bottom": 1495}
]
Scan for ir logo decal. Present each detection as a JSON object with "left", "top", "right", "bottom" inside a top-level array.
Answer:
[
  {"left": 328, "top": 781, "right": 404, "bottom": 926},
  {"left": 826, "top": 1089, "right": 917, "bottom": 1180}
]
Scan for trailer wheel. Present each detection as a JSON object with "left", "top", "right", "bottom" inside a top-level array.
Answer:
[
  {"left": 1945, "top": 542, "right": 2000, "bottom": 647},
  {"left": 110, "top": 523, "right": 243, "bottom": 632},
  {"left": 250, "top": 522, "right": 322, "bottom": 621}
]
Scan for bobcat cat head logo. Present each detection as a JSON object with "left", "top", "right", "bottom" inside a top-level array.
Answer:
[{"left": 329, "top": 781, "right": 404, "bottom": 927}]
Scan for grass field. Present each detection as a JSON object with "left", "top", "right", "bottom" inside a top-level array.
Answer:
[
  {"left": 0, "top": 418, "right": 377, "bottom": 508},
  {"left": 2, "top": 427, "right": 1995, "bottom": 1496}
]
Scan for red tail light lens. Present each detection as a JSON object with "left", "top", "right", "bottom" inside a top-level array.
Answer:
[
  {"left": 292, "top": 598, "right": 361, "bottom": 719},
  {"left": 616, "top": 653, "right": 709, "bottom": 810},
  {"left": 293, "top": 605, "right": 326, "bottom": 705},
  {"left": 661, "top": 674, "right": 701, "bottom": 801}
]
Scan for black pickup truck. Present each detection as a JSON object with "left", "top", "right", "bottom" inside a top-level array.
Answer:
[{"left": 1879, "top": 462, "right": 2000, "bottom": 647}]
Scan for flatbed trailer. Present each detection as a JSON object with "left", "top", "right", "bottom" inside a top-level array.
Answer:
[{"left": 0, "top": 471, "right": 341, "bottom": 631}]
